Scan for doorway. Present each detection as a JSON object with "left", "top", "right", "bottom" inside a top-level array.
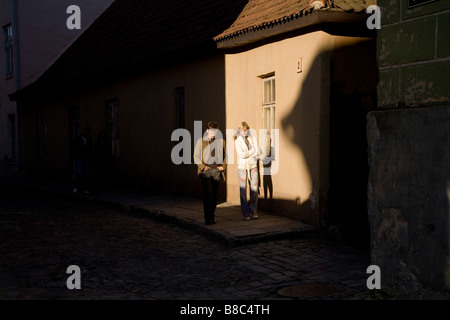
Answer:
[{"left": 327, "top": 39, "right": 377, "bottom": 244}]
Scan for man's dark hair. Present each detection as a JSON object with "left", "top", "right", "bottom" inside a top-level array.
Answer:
[{"left": 207, "top": 121, "right": 218, "bottom": 129}]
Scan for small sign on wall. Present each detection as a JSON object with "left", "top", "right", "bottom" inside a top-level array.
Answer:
[
  {"left": 297, "top": 57, "right": 303, "bottom": 73},
  {"left": 408, "top": 0, "right": 438, "bottom": 9}
]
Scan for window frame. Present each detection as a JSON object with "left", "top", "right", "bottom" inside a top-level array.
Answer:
[
  {"left": 262, "top": 75, "right": 276, "bottom": 158},
  {"left": 3, "top": 24, "right": 14, "bottom": 79}
]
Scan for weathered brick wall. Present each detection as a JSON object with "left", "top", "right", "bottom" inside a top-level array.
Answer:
[{"left": 377, "top": 0, "right": 450, "bottom": 108}]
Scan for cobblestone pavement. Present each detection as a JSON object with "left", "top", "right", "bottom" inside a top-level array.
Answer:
[{"left": 0, "top": 184, "right": 376, "bottom": 301}]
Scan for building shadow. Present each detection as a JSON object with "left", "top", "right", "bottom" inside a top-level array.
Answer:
[
  {"left": 278, "top": 36, "right": 377, "bottom": 244},
  {"left": 13, "top": 0, "right": 250, "bottom": 205}
]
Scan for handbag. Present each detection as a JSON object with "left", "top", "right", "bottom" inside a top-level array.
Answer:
[{"left": 201, "top": 167, "right": 223, "bottom": 181}]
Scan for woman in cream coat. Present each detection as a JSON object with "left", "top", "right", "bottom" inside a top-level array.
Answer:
[{"left": 235, "top": 122, "right": 259, "bottom": 220}]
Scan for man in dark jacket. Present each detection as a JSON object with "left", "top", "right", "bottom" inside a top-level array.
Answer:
[
  {"left": 73, "top": 127, "right": 93, "bottom": 194},
  {"left": 193, "top": 121, "right": 227, "bottom": 225}
]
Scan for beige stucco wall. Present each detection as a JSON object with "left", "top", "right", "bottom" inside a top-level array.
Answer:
[
  {"left": 224, "top": 30, "right": 334, "bottom": 225},
  {"left": 224, "top": 30, "right": 372, "bottom": 225}
]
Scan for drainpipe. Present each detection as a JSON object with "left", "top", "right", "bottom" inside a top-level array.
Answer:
[{"left": 12, "top": 0, "right": 22, "bottom": 172}]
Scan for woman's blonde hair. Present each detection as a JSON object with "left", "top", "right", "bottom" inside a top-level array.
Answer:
[
  {"left": 239, "top": 121, "right": 249, "bottom": 130},
  {"left": 235, "top": 121, "right": 250, "bottom": 139}
]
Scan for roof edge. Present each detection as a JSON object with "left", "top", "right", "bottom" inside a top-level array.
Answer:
[
  {"left": 213, "top": 7, "right": 315, "bottom": 42},
  {"left": 215, "top": 10, "right": 370, "bottom": 49}
]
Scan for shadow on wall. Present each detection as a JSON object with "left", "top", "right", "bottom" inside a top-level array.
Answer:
[{"left": 274, "top": 38, "right": 377, "bottom": 243}]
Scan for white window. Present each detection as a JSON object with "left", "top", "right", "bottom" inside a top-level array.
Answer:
[
  {"left": 262, "top": 75, "right": 275, "bottom": 157},
  {"left": 3, "top": 24, "right": 14, "bottom": 78}
]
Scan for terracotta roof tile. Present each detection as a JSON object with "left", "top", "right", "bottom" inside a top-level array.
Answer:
[
  {"left": 214, "top": 0, "right": 311, "bottom": 41},
  {"left": 333, "top": 0, "right": 376, "bottom": 12},
  {"left": 214, "top": 0, "right": 376, "bottom": 41}
]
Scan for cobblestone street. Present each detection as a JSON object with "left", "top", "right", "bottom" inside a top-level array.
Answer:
[{"left": 0, "top": 183, "right": 374, "bottom": 301}]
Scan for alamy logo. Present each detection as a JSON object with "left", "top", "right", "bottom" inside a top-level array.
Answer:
[
  {"left": 171, "top": 121, "right": 279, "bottom": 175},
  {"left": 66, "top": 5, "right": 81, "bottom": 30},
  {"left": 366, "top": 5, "right": 381, "bottom": 30},
  {"left": 67, "top": 5, "right": 380, "bottom": 30},
  {"left": 66, "top": 265, "right": 81, "bottom": 289},
  {"left": 366, "top": 265, "right": 381, "bottom": 289}
]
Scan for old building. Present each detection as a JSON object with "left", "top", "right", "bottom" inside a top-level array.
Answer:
[
  {"left": 0, "top": 0, "right": 113, "bottom": 173},
  {"left": 10, "top": 0, "right": 377, "bottom": 241},
  {"left": 216, "top": 0, "right": 377, "bottom": 236}
]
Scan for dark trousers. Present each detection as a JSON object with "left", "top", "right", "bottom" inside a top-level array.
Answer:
[{"left": 201, "top": 177, "right": 219, "bottom": 222}]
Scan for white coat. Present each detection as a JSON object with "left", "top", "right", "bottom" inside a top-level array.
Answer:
[{"left": 235, "top": 134, "right": 259, "bottom": 170}]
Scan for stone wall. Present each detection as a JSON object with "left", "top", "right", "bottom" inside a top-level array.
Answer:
[
  {"left": 368, "top": 0, "right": 450, "bottom": 296},
  {"left": 368, "top": 106, "right": 450, "bottom": 296},
  {"left": 377, "top": 0, "right": 450, "bottom": 108}
]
